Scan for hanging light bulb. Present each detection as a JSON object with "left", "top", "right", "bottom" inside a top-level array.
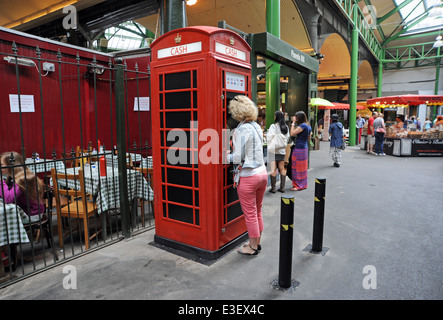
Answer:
[
  {"left": 186, "top": 0, "right": 197, "bottom": 5},
  {"left": 433, "top": 35, "right": 442, "bottom": 48}
]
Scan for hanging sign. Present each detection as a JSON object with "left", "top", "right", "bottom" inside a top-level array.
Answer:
[
  {"left": 215, "top": 42, "right": 246, "bottom": 61},
  {"left": 157, "top": 41, "right": 202, "bottom": 59}
]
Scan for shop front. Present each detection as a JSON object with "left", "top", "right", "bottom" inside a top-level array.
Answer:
[
  {"left": 365, "top": 95, "right": 443, "bottom": 157},
  {"left": 383, "top": 131, "right": 443, "bottom": 157}
]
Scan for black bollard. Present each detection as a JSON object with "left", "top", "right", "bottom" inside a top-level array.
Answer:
[
  {"left": 312, "top": 178, "right": 326, "bottom": 252},
  {"left": 278, "top": 196, "right": 295, "bottom": 288}
]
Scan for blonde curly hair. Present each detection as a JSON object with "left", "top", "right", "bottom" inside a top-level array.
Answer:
[{"left": 228, "top": 95, "right": 258, "bottom": 122}]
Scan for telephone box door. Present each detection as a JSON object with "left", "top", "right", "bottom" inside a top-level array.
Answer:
[
  {"left": 217, "top": 61, "right": 251, "bottom": 247},
  {"left": 152, "top": 61, "right": 207, "bottom": 249}
]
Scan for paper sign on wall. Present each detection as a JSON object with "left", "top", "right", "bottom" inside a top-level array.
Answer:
[
  {"left": 9, "top": 94, "right": 35, "bottom": 113},
  {"left": 225, "top": 72, "right": 245, "bottom": 91},
  {"left": 134, "top": 97, "right": 150, "bottom": 111}
]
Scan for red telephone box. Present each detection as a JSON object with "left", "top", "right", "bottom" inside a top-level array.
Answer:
[{"left": 150, "top": 26, "right": 252, "bottom": 259}]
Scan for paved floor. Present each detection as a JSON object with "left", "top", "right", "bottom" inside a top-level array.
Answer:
[{"left": 1, "top": 142, "right": 442, "bottom": 301}]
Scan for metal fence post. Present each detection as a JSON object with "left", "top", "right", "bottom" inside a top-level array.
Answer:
[
  {"left": 115, "top": 58, "right": 131, "bottom": 238},
  {"left": 312, "top": 177, "right": 326, "bottom": 252},
  {"left": 278, "top": 196, "right": 294, "bottom": 288}
]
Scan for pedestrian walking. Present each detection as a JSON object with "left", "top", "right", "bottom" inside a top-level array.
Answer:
[{"left": 329, "top": 114, "right": 344, "bottom": 167}]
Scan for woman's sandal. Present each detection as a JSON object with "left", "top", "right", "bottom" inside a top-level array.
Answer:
[
  {"left": 290, "top": 187, "right": 306, "bottom": 191},
  {"left": 237, "top": 244, "right": 259, "bottom": 256}
]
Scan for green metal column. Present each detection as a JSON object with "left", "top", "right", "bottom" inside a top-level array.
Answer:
[
  {"left": 377, "top": 62, "right": 383, "bottom": 97},
  {"left": 434, "top": 46, "right": 441, "bottom": 122},
  {"left": 349, "top": 26, "right": 359, "bottom": 146},
  {"left": 265, "top": 0, "right": 280, "bottom": 129}
]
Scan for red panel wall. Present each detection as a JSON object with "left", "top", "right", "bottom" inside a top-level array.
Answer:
[{"left": 0, "top": 29, "right": 151, "bottom": 159}]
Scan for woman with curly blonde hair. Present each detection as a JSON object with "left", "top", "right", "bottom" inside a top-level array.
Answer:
[
  {"left": 1, "top": 151, "right": 45, "bottom": 217},
  {"left": 227, "top": 95, "right": 266, "bottom": 256}
]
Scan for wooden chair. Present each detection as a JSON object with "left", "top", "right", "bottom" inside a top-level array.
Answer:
[
  {"left": 135, "top": 167, "right": 154, "bottom": 226},
  {"left": 75, "top": 146, "right": 90, "bottom": 167},
  {"left": 51, "top": 168, "right": 98, "bottom": 250}
]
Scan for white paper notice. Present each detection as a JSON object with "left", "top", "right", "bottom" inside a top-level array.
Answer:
[
  {"left": 225, "top": 72, "right": 245, "bottom": 91},
  {"left": 134, "top": 97, "right": 150, "bottom": 111},
  {"left": 9, "top": 94, "right": 35, "bottom": 113}
]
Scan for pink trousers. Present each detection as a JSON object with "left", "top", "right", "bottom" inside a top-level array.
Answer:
[{"left": 236, "top": 171, "right": 268, "bottom": 238}]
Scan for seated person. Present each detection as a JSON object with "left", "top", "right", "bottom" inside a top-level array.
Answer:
[{"left": 1, "top": 151, "right": 45, "bottom": 217}]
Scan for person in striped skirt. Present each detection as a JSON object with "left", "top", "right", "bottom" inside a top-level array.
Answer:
[{"left": 289, "top": 111, "right": 312, "bottom": 191}]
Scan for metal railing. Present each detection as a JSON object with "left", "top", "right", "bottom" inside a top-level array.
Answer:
[{"left": 0, "top": 39, "right": 153, "bottom": 287}]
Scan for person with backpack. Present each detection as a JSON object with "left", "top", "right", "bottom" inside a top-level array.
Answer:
[
  {"left": 329, "top": 114, "right": 344, "bottom": 167},
  {"left": 266, "top": 111, "right": 290, "bottom": 193}
]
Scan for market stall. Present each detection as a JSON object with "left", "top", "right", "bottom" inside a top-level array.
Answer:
[{"left": 365, "top": 95, "right": 443, "bottom": 157}]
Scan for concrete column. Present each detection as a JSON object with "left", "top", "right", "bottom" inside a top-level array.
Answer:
[{"left": 161, "top": 0, "right": 187, "bottom": 34}]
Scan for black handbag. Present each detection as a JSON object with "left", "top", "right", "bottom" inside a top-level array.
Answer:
[{"left": 285, "top": 144, "right": 295, "bottom": 181}]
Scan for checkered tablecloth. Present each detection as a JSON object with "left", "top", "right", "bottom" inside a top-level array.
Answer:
[
  {"left": 0, "top": 201, "right": 30, "bottom": 247},
  {"left": 54, "top": 166, "right": 153, "bottom": 214},
  {"left": 141, "top": 156, "right": 153, "bottom": 169},
  {"left": 105, "top": 153, "right": 145, "bottom": 168},
  {"left": 25, "top": 159, "right": 65, "bottom": 174}
]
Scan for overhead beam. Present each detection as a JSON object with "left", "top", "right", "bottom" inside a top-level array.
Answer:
[{"left": 377, "top": 0, "right": 414, "bottom": 24}]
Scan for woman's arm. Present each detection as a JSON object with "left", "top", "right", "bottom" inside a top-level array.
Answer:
[
  {"left": 227, "top": 127, "right": 247, "bottom": 165},
  {"left": 290, "top": 123, "right": 303, "bottom": 136}
]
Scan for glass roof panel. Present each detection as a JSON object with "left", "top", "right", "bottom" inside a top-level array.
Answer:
[
  {"left": 104, "top": 21, "right": 147, "bottom": 51},
  {"left": 394, "top": 0, "right": 443, "bottom": 33}
]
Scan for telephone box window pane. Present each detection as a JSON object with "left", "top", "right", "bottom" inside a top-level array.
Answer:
[
  {"left": 165, "top": 130, "right": 191, "bottom": 148},
  {"left": 165, "top": 71, "right": 191, "bottom": 90},
  {"left": 167, "top": 186, "right": 193, "bottom": 206},
  {"left": 166, "top": 168, "right": 193, "bottom": 187},
  {"left": 165, "top": 91, "right": 191, "bottom": 109},
  {"left": 168, "top": 203, "right": 194, "bottom": 224},
  {"left": 194, "top": 171, "right": 199, "bottom": 188},
  {"left": 160, "top": 112, "right": 164, "bottom": 128},
  {"left": 195, "top": 209, "right": 199, "bottom": 226},
  {"left": 159, "top": 75, "right": 163, "bottom": 91},
  {"left": 165, "top": 150, "right": 195, "bottom": 167},
  {"left": 227, "top": 187, "right": 239, "bottom": 203},
  {"left": 227, "top": 202, "right": 243, "bottom": 222},
  {"left": 160, "top": 94, "right": 164, "bottom": 109},
  {"left": 194, "top": 190, "right": 199, "bottom": 207},
  {"left": 193, "top": 91, "right": 197, "bottom": 108},
  {"left": 165, "top": 111, "right": 192, "bottom": 128},
  {"left": 193, "top": 70, "right": 197, "bottom": 88}
]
